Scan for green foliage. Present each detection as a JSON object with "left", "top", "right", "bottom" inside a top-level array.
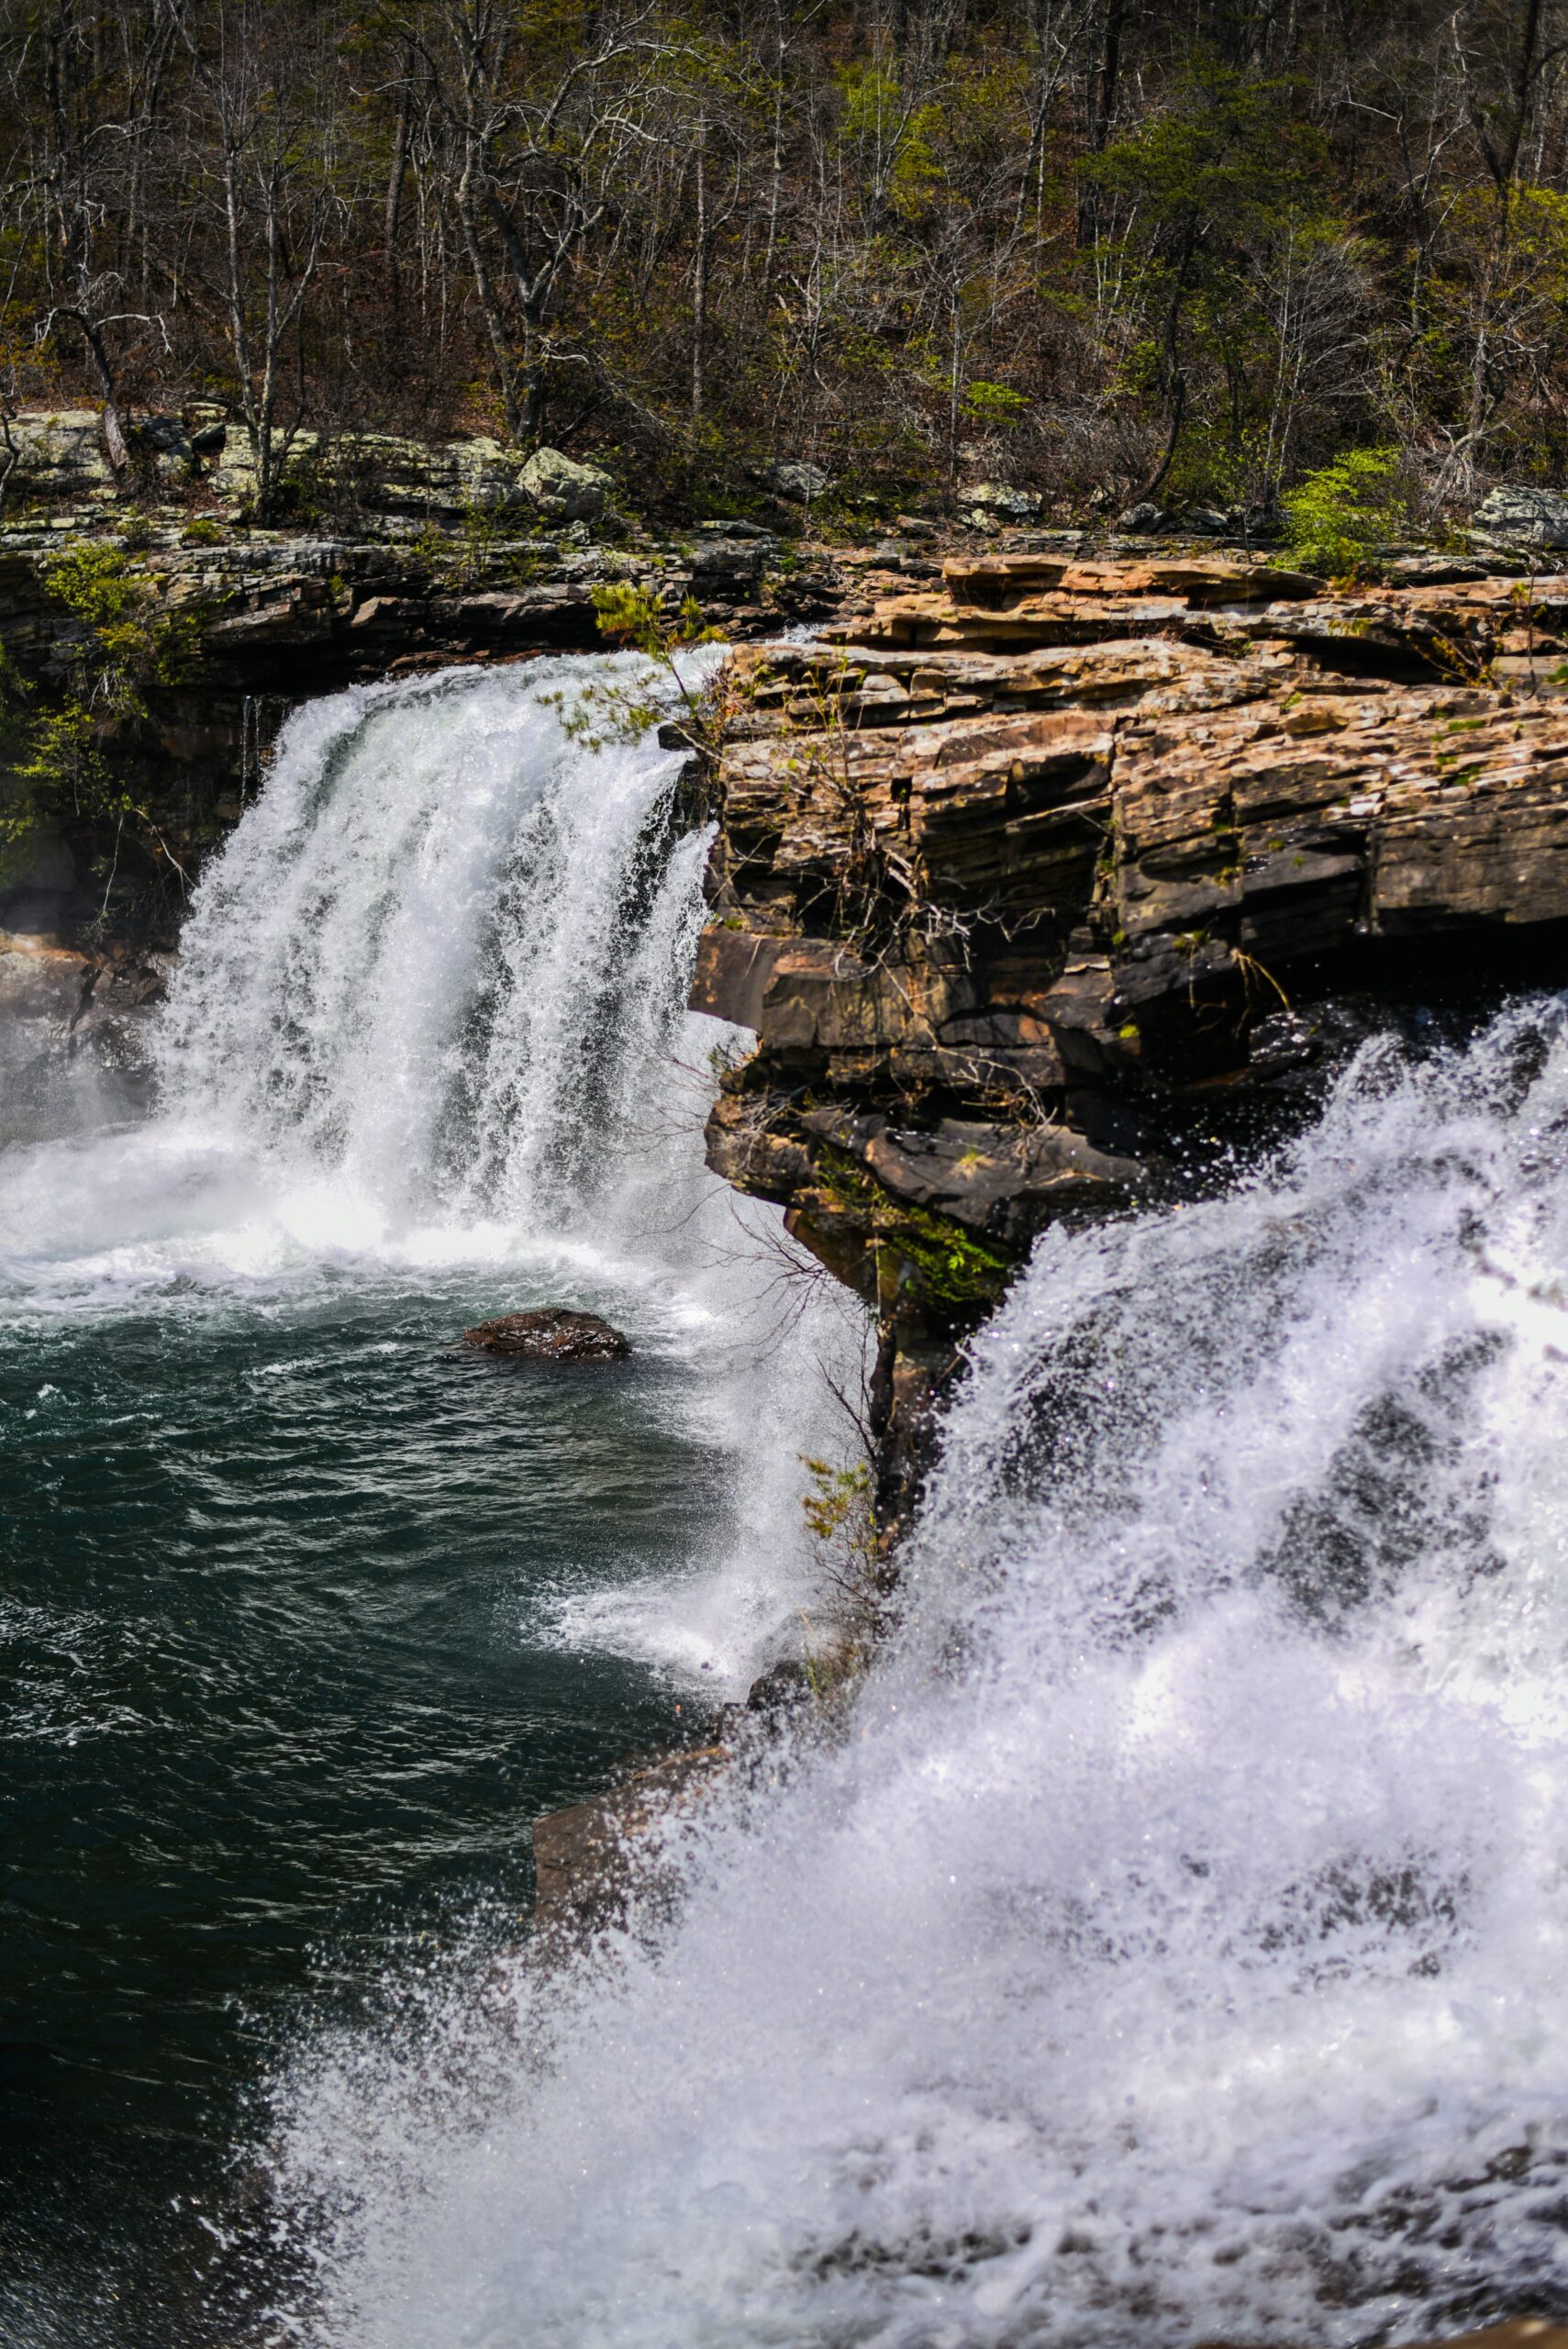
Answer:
[
  {"left": 962, "top": 380, "right": 1030, "bottom": 428},
  {"left": 1, "top": 542, "right": 216, "bottom": 882},
  {"left": 1090, "top": 65, "right": 1354, "bottom": 498},
  {"left": 47, "top": 544, "right": 206, "bottom": 695},
  {"left": 800, "top": 1454, "right": 872, "bottom": 1552},
  {"left": 1281, "top": 448, "right": 1407, "bottom": 576},
  {"left": 593, "top": 580, "right": 714, "bottom": 661},
  {"left": 539, "top": 581, "right": 723, "bottom": 755},
  {"left": 0, "top": 641, "right": 39, "bottom": 860},
  {"left": 48, "top": 542, "right": 142, "bottom": 631},
  {"left": 816, "top": 1144, "right": 1012, "bottom": 1312},
  {"left": 1094, "top": 66, "right": 1328, "bottom": 232},
  {"left": 797, "top": 1453, "right": 884, "bottom": 1697},
  {"left": 16, "top": 701, "right": 127, "bottom": 821},
  {"left": 836, "top": 66, "right": 943, "bottom": 220}
]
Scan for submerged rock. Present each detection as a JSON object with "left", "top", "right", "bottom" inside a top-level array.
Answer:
[{"left": 462, "top": 1307, "right": 629, "bottom": 1362}]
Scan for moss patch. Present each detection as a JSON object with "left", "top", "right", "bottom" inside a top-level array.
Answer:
[{"left": 812, "top": 1141, "right": 1013, "bottom": 1312}]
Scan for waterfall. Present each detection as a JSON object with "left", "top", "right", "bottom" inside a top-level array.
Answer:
[
  {"left": 0, "top": 653, "right": 862, "bottom": 1684},
  {"left": 277, "top": 1000, "right": 1568, "bottom": 2347},
  {"left": 157, "top": 656, "right": 715, "bottom": 1228}
]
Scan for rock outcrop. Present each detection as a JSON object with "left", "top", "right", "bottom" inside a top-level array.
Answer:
[
  {"left": 0, "top": 930, "right": 166, "bottom": 1142},
  {"left": 1473, "top": 484, "right": 1568, "bottom": 551},
  {"left": 3, "top": 409, "right": 625, "bottom": 526},
  {"left": 692, "top": 551, "right": 1568, "bottom": 1514}
]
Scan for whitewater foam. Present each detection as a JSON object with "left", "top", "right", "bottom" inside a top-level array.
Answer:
[{"left": 275, "top": 1004, "right": 1568, "bottom": 2348}]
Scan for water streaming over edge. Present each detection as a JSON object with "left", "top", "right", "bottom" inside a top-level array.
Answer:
[
  {"left": 3, "top": 654, "right": 864, "bottom": 1684},
  {"left": 275, "top": 1002, "right": 1568, "bottom": 2348}
]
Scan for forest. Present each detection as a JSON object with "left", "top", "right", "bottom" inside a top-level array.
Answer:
[{"left": 0, "top": 0, "right": 1564, "bottom": 527}]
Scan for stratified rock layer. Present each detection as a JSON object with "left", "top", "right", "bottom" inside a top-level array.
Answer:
[{"left": 694, "top": 553, "right": 1568, "bottom": 1511}]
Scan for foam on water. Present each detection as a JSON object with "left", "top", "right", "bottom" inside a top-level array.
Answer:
[
  {"left": 0, "top": 656, "right": 862, "bottom": 1687},
  {"left": 276, "top": 1004, "right": 1568, "bottom": 2347}
]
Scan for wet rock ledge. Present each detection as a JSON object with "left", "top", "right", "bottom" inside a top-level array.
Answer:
[{"left": 691, "top": 552, "right": 1568, "bottom": 1515}]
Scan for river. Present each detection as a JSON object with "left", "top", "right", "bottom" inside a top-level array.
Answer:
[{"left": 6, "top": 656, "right": 1568, "bottom": 2346}]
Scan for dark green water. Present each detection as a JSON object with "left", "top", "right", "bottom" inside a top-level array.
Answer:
[{"left": 0, "top": 1275, "right": 728, "bottom": 2345}]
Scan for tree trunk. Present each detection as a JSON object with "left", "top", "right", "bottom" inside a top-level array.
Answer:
[
  {"left": 385, "top": 85, "right": 411, "bottom": 305},
  {"left": 692, "top": 126, "right": 708, "bottom": 422}
]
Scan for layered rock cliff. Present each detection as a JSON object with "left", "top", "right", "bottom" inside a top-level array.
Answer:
[{"left": 691, "top": 551, "right": 1568, "bottom": 1515}]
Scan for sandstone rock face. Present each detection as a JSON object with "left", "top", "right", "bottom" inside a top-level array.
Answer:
[
  {"left": 0, "top": 931, "right": 165, "bottom": 1143},
  {"left": 695, "top": 549, "right": 1568, "bottom": 1517},
  {"left": 462, "top": 1308, "right": 630, "bottom": 1361}
]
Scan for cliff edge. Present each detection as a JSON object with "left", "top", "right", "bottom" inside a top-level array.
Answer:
[{"left": 692, "top": 552, "right": 1568, "bottom": 1515}]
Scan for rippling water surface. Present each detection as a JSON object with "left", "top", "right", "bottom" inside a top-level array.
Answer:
[{"left": 1, "top": 1277, "right": 732, "bottom": 2342}]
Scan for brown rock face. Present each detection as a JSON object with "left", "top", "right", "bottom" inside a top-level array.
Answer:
[
  {"left": 694, "top": 551, "right": 1568, "bottom": 1520},
  {"left": 462, "top": 1308, "right": 630, "bottom": 1363}
]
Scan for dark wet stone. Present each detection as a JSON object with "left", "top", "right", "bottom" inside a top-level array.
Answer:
[
  {"left": 746, "top": 1658, "right": 814, "bottom": 1713},
  {"left": 462, "top": 1308, "right": 630, "bottom": 1362}
]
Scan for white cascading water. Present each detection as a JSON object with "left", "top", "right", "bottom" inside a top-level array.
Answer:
[
  {"left": 0, "top": 654, "right": 862, "bottom": 1682},
  {"left": 156, "top": 661, "right": 714, "bottom": 1232},
  {"left": 276, "top": 1001, "right": 1568, "bottom": 2347}
]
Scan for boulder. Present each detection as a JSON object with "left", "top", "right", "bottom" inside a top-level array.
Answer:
[
  {"left": 747, "top": 1658, "right": 814, "bottom": 1714},
  {"left": 462, "top": 1307, "right": 630, "bottom": 1362},
  {"left": 333, "top": 431, "right": 530, "bottom": 517},
  {"left": 5, "top": 410, "right": 117, "bottom": 500},
  {"left": 766, "top": 459, "right": 831, "bottom": 504},
  {"left": 958, "top": 480, "right": 1042, "bottom": 527},
  {"left": 519, "top": 446, "right": 613, "bottom": 522},
  {"left": 128, "top": 413, "right": 195, "bottom": 484},
  {"left": 1473, "top": 485, "right": 1568, "bottom": 548},
  {"left": 187, "top": 406, "right": 228, "bottom": 460},
  {"left": 1118, "top": 501, "right": 1168, "bottom": 533}
]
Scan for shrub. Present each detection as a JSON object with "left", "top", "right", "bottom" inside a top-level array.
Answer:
[{"left": 1281, "top": 447, "right": 1407, "bottom": 576}]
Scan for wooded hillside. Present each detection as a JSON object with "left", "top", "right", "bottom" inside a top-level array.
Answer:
[{"left": 1, "top": 0, "right": 1564, "bottom": 524}]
